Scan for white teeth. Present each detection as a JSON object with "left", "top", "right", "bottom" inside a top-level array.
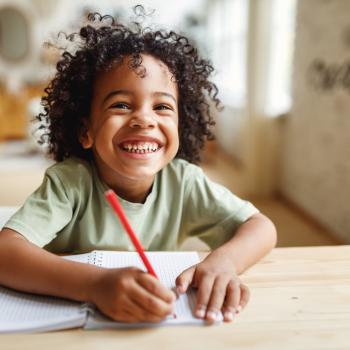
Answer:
[{"left": 121, "top": 142, "right": 160, "bottom": 153}]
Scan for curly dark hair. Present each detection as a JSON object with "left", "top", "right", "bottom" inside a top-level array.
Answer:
[{"left": 37, "top": 8, "right": 221, "bottom": 163}]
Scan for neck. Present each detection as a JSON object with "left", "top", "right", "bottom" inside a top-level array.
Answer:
[
  {"left": 111, "top": 180, "right": 154, "bottom": 203},
  {"left": 93, "top": 157, "right": 155, "bottom": 204}
]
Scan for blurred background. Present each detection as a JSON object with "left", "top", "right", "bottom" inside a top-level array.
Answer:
[{"left": 0, "top": 0, "right": 348, "bottom": 248}]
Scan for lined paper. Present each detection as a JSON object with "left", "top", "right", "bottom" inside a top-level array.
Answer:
[
  {"left": 85, "top": 251, "right": 205, "bottom": 328},
  {"left": 0, "top": 253, "right": 90, "bottom": 333},
  {"left": 0, "top": 251, "right": 213, "bottom": 333},
  {"left": 0, "top": 286, "right": 85, "bottom": 333}
]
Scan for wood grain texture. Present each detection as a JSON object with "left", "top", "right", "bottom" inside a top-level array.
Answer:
[{"left": 1, "top": 246, "right": 349, "bottom": 350}]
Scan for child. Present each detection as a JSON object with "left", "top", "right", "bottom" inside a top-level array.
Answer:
[{"left": 0, "top": 11, "right": 276, "bottom": 324}]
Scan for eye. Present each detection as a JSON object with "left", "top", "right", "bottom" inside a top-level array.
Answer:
[
  {"left": 154, "top": 104, "right": 173, "bottom": 111},
  {"left": 110, "top": 102, "right": 130, "bottom": 110}
]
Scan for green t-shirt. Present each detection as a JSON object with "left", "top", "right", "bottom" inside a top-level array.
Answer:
[{"left": 4, "top": 158, "right": 258, "bottom": 254}]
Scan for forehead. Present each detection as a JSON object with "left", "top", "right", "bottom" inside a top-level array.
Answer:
[{"left": 93, "top": 54, "right": 178, "bottom": 96}]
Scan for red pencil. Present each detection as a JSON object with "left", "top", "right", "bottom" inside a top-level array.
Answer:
[
  {"left": 105, "top": 189, "right": 158, "bottom": 278},
  {"left": 105, "top": 189, "right": 177, "bottom": 319}
]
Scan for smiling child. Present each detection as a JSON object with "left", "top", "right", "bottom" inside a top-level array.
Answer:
[{"left": 0, "top": 11, "right": 277, "bottom": 324}]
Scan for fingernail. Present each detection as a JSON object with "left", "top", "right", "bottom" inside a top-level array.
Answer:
[
  {"left": 176, "top": 286, "right": 183, "bottom": 295},
  {"left": 224, "top": 311, "right": 234, "bottom": 321},
  {"left": 195, "top": 308, "right": 206, "bottom": 318},
  {"left": 236, "top": 305, "right": 242, "bottom": 313},
  {"left": 176, "top": 283, "right": 187, "bottom": 294},
  {"left": 206, "top": 310, "right": 217, "bottom": 321}
]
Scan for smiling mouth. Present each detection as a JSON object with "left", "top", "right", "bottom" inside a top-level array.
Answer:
[{"left": 119, "top": 141, "right": 161, "bottom": 154}]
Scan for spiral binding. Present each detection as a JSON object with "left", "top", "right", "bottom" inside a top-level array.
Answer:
[
  {"left": 82, "top": 251, "right": 103, "bottom": 316},
  {"left": 81, "top": 302, "right": 96, "bottom": 315},
  {"left": 87, "top": 251, "right": 103, "bottom": 266}
]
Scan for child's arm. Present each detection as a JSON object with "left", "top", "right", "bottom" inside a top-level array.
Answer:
[
  {"left": 176, "top": 212, "right": 277, "bottom": 322},
  {"left": 0, "top": 228, "right": 175, "bottom": 323}
]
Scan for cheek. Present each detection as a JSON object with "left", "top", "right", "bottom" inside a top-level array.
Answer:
[
  {"left": 93, "top": 117, "right": 123, "bottom": 147},
  {"left": 165, "top": 119, "right": 180, "bottom": 153},
  {"left": 163, "top": 117, "right": 179, "bottom": 138},
  {"left": 173, "top": 119, "right": 180, "bottom": 143},
  {"left": 173, "top": 129, "right": 180, "bottom": 148}
]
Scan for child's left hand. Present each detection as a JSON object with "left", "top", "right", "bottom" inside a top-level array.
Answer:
[{"left": 175, "top": 251, "right": 250, "bottom": 323}]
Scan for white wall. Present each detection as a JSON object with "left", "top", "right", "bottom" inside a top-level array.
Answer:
[{"left": 280, "top": 0, "right": 350, "bottom": 242}]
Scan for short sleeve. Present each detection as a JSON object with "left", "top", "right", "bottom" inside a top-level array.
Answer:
[
  {"left": 179, "top": 165, "right": 259, "bottom": 249},
  {"left": 4, "top": 170, "right": 73, "bottom": 247}
]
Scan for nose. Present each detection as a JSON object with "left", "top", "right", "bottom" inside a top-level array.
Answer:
[{"left": 129, "top": 112, "right": 156, "bottom": 129}]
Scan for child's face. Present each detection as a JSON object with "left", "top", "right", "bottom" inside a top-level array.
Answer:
[{"left": 81, "top": 54, "right": 179, "bottom": 193}]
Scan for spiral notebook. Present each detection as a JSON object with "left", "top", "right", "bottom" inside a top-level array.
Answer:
[{"left": 0, "top": 251, "right": 220, "bottom": 333}]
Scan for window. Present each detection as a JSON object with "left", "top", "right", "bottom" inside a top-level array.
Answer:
[
  {"left": 205, "top": 0, "right": 297, "bottom": 115},
  {"left": 206, "top": 0, "right": 249, "bottom": 107},
  {"left": 264, "top": 0, "right": 297, "bottom": 116}
]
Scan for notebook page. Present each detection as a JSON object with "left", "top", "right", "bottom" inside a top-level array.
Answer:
[
  {"left": 0, "top": 253, "right": 91, "bottom": 333},
  {"left": 85, "top": 251, "right": 212, "bottom": 328}
]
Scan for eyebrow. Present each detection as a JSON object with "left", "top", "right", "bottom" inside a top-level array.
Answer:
[{"left": 102, "top": 90, "right": 177, "bottom": 106}]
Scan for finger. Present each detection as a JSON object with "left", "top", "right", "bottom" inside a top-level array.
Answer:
[
  {"left": 222, "top": 280, "right": 241, "bottom": 322},
  {"left": 103, "top": 292, "right": 161, "bottom": 323},
  {"left": 231, "top": 280, "right": 241, "bottom": 311},
  {"left": 238, "top": 283, "right": 250, "bottom": 312},
  {"left": 123, "top": 297, "right": 166, "bottom": 323},
  {"left": 194, "top": 274, "right": 215, "bottom": 319},
  {"left": 206, "top": 275, "right": 231, "bottom": 322},
  {"left": 118, "top": 308, "right": 137, "bottom": 323},
  {"left": 175, "top": 266, "right": 196, "bottom": 294},
  {"left": 118, "top": 298, "right": 165, "bottom": 323},
  {"left": 130, "top": 280, "right": 175, "bottom": 318},
  {"left": 137, "top": 273, "right": 176, "bottom": 303}
]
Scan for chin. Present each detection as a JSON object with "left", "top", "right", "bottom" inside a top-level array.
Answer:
[{"left": 122, "top": 166, "right": 161, "bottom": 180}]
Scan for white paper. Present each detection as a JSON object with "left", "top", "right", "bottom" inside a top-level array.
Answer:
[
  {"left": 0, "top": 251, "right": 218, "bottom": 333},
  {"left": 0, "top": 253, "right": 91, "bottom": 333},
  {"left": 85, "top": 251, "right": 215, "bottom": 328},
  {"left": 0, "top": 286, "right": 86, "bottom": 333}
]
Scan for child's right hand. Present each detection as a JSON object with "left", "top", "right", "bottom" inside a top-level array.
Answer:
[{"left": 88, "top": 267, "right": 176, "bottom": 323}]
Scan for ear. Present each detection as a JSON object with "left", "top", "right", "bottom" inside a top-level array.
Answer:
[{"left": 79, "top": 119, "right": 93, "bottom": 149}]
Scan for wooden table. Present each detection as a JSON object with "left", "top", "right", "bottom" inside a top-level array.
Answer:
[{"left": 1, "top": 246, "right": 349, "bottom": 350}]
